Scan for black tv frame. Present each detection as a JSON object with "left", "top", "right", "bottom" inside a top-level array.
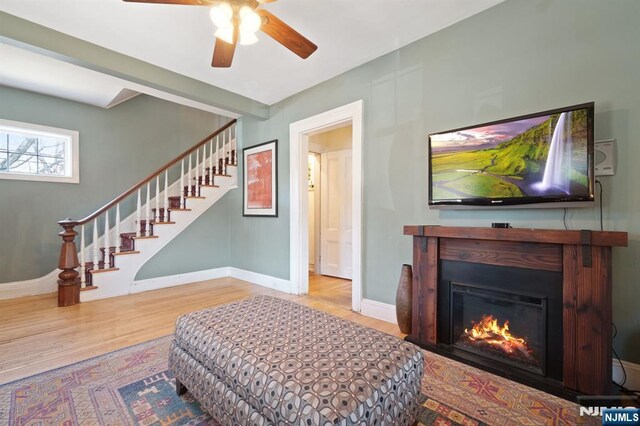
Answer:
[{"left": 428, "top": 102, "right": 595, "bottom": 208}]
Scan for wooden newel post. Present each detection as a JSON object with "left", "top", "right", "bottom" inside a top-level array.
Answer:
[{"left": 57, "top": 219, "right": 80, "bottom": 307}]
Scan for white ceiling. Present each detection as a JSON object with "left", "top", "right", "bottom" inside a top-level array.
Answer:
[
  {"left": 0, "top": 0, "right": 504, "bottom": 106},
  {"left": 0, "top": 42, "right": 241, "bottom": 116},
  {"left": 0, "top": 43, "right": 140, "bottom": 108}
]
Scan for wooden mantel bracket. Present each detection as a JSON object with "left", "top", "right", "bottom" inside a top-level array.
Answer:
[
  {"left": 580, "top": 229, "right": 592, "bottom": 267},
  {"left": 417, "top": 226, "right": 427, "bottom": 252}
]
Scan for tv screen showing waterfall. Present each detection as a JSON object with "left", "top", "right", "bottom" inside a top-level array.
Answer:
[{"left": 428, "top": 103, "right": 595, "bottom": 207}]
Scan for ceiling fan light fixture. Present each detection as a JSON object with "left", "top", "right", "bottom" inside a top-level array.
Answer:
[
  {"left": 239, "top": 6, "right": 262, "bottom": 33},
  {"left": 239, "top": 30, "right": 259, "bottom": 45},
  {"left": 209, "top": 2, "right": 233, "bottom": 29},
  {"left": 214, "top": 25, "right": 234, "bottom": 44}
]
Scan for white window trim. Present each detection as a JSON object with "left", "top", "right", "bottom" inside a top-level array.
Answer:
[{"left": 0, "top": 119, "right": 79, "bottom": 184}]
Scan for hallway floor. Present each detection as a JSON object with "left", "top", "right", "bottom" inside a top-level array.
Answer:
[{"left": 308, "top": 273, "right": 352, "bottom": 309}]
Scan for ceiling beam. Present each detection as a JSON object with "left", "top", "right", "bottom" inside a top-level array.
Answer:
[{"left": 0, "top": 11, "right": 270, "bottom": 120}]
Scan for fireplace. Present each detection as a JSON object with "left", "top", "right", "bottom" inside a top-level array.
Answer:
[
  {"left": 437, "top": 260, "right": 563, "bottom": 383},
  {"left": 451, "top": 283, "right": 546, "bottom": 375},
  {"left": 404, "top": 226, "right": 628, "bottom": 397}
]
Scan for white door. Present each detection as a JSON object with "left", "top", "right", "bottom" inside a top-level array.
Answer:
[{"left": 320, "top": 149, "right": 352, "bottom": 279}]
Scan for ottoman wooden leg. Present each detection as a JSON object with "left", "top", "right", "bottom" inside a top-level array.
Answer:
[{"left": 176, "top": 379, "right": 187, "bottom": 396}]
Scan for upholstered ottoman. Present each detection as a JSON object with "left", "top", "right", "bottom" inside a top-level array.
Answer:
[{"left": 169, "top": 296, "right": 424, "bottom": 425}]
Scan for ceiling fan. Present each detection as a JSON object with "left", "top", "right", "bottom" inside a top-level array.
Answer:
[{"left": 122, "top": 0, "right": 318, "bottom": 67}]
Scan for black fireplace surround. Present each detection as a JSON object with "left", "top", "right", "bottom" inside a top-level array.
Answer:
[{"left": 437, "top": 260, "right": 563, "bottom": 386}]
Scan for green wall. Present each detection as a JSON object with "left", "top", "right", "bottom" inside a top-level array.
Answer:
[
  {"left": 232, "top": 0, "right": 640, "bottom": 362},
  {"left": 0, "top": 86, "right": 230, "bottom": 283}
]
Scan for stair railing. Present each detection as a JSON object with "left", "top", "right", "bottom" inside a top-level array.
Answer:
[{"left": 56, "top": 119, "right": 237, "bottom": 307}]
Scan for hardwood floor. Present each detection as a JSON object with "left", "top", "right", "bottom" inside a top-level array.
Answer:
[
  {"left": 308, "top": 273, "right": 352, "bottom": 309},
  {"left": 0, "top": 278, "right": 399, "bottom": 385}
]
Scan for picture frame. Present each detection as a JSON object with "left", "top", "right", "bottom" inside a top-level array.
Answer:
[{"left": 243, "top": 140, "right": 278, "bottom": 217}]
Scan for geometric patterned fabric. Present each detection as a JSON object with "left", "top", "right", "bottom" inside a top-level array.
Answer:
[{"left": 169, "top": 296, "right": 425, "bottom": 425}]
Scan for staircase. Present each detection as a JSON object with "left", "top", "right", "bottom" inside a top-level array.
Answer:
[{"left": 56, "top": 120, "right": 237, "bottom": 306}]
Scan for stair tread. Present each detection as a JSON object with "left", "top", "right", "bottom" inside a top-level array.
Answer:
[
  {"left": 200, "top": 184, "right": 219, "bottom": 188},
  {"left": 212, "top": 174, "right": 232, "bottom": 177},
  {"left": 91, "top": 267, "right": 119, "bottom": 274},
  {"left": 113, "top": 250, "right": 141, "bottom": 256},
  {"left": 81, "top": 285, "right": 98, "bottom": 291},
  {"left": 170, "top": 208, "right": 192, "bottom": 211},
  {"left": 185, "top": 196, "right": 205, "bottom": 199},
  {"left": 151, "top": 221, "right": 176, "bottom": 225},
  {"left": 100, "top": 246, "right": 136, "bottom": 253},
  {"left": 133, "top": 235, "right": 159, "bottom": 239}
]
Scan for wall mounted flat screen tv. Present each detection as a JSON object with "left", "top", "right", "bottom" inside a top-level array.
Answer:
[{"left": 428, "top": 102, "right": 594, "bottom": 207}]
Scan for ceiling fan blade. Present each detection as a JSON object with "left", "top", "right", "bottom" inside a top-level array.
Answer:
[
  {"left": 122, "top": 0, "right": 210, "bottom": 5},
  {"left": 257, "top": 9, "right": 317, "bottom": 59},
  {"left": 256, "top": 0, "right": 277, "bottom": 3},
  {"left": 212, "top": 32, "right": 238, "bottom": 68}
]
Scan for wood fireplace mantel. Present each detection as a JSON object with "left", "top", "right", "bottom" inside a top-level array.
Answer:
[{"left": 404, "top": 225, "right": 628, "bottom": 396}]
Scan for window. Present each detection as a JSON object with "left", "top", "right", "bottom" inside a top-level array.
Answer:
[{"left": 0, "top": 119, "right": 79, "bottom": 184}]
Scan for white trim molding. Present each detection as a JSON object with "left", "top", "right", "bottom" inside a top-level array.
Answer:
[
  {"left": 131, "top": 267, "right": 230, "bottom": 294},
  {"left": 229, "top": 267, "right": 292, "bottom": 294},
  {"left": 360, "top": 299, "right": 398, "bottom": 325},
  {"left": 0, "top": 269, "right": 58, "bottom": 300},
  {"left": 0, "top": 265, "right": 292, "bottom": 300},
  {"left": 289, "top": 100, "right": 364, "bottom": 312},
  {"left": 613, "top": 358, "right": 640, "bottom": 391}
]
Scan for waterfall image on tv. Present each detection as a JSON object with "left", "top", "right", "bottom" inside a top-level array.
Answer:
[{"left": 429, "top": 105, "right": 592, "bottom": 205}]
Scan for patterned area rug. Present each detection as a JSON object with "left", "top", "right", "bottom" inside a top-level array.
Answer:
[{"left": 0, "top": 336, "right": 587, "bottom": 425}]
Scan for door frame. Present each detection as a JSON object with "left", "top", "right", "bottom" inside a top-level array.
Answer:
[{"left": 289, "top": 100, "right": 363, "bottom": 312}]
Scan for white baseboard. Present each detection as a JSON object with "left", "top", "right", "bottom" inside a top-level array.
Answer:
[
  {"left": 0, "top": 269, "right": 58, "bottom": 300},
  {"left": 0, "top": 265, "right": 292, "bottom": 300},
  {"left": 229, "top": 267, "right": 292, "bottom": 294},
  {"left": 360, "top": 298, "right": 397, "bottom": 325},
  {"left": 614, "top": 358, "right": 640, "bottom": 391},
  {"left": 131, "top": 267, "right": 230, "bottom": 294}
]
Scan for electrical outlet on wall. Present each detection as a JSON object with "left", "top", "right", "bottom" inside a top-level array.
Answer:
[{"left": 594, "top": 139, "right": 616, "bottom": 176}]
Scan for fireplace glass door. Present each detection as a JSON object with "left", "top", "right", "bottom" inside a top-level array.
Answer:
[{"left": 450, "top": 282, "right": 546, "bottom": 376}]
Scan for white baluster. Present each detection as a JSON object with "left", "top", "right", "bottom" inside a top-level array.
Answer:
[
  {"left": 145, "top": 182, "right": 151, "bottom": 235},
  {"left": 115, "top": 203, "right": 121, "bottom": 254},
  {"left": 234, "top": 125, "right": 237, "bottom": 165},
  {"left": 202, "top": 144, "right": 207, "bottom": 185},
  {"left": 209, "top": 139, "right": 214, "bottom": 180},
  {"left": 80, "top": 225, "right": 86, "bottom": 288},
  {"left": 188, "top": 154, "right": 192, "bottom": 197},
  {"left": 136, "top": 188, "right": 141, "bottom": 237},
  {"left": 231, "top": 125, "right": 236, "bottom": 165},
  {"left": 93, "top": 218, "right": 99, "bottom": 269},
  {"left": 222, "top": 130, "right": 227, "bottom": 173},
  {"left": 164, "top": 170, "right": 169, "bottom": 217},
  {"left": 195, "top": 149, "right": 200, "bottom": 193},
  {"left": 215, "top": 137, "right": 220, "bottom": 175},
  {"left": 155, "top": 175, "right": 160, "bottom": 222},
  {"left": 225, "top": 127, "right": 231, "bottom": 164},
  {"left": 180, "top": 159, "right": 185, "bottom": 208},
  {"left": 104, "top": 210, "right": 110, "bottom": 268}
]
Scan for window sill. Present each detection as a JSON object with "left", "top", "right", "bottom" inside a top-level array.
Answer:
[{"left": 0, "top": 172, "right": 79, "bottom": 184}]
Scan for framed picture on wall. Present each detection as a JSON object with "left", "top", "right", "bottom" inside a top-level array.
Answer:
[{"left": 243, "top": 140, "right": 278, "bottom": 217}]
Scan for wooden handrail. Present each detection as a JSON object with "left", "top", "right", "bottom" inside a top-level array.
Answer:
[{"left": 73, "top": 119, "right": 236, "bottom": 225}]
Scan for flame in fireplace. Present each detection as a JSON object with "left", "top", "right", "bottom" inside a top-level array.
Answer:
[{"left": 463, "top": 315, "right": 534, "bottom": 360}]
